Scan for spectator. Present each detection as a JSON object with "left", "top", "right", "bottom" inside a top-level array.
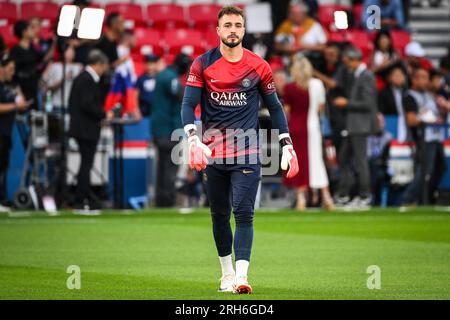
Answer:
[
  {"left": 367, "top": 113, "right": 393, "bottom": 205},
  {"left": 313, "top": 42, "right": 343, "bottom": 89},
  {"left": 402, "top": 67, "right": 447, "bottom": 205},
  {"left": 440, "top": 56, "right": 450, "bottom": 86},
  {"left": 0, "top": 56, "right": 31, "bottom": 211},
  {"left": 9, "top": 20, "right": 40, "bottom": 110},
  {"left": 94, "top": 12, "right": 127, "bottom": 104},
  {"left": 378, "top": 64, "right": 409, "bottom": 141},
  {"left": 95, "top": 12, "right": 127, "bottom": 70},
  {"left": 316, "top": 43, "right": 353, "bottom": 152},
  {"left": 152, "top": 53, "right": 191, "bottom": 207},
  {"left": 404, "top": 41, "right": 433, "bottom": 73},
  {"left": 136, "top": 54, "right": 162, "bottom": 118},
  {"left": 104, "top": 29, "right": 141, "bottom": 120},
  {"left": 435, "top": 60, "right": 450, "bottom": 137},
  {"left": 29, "top": 17, "right": 54, "bottom": 74},
  {"left": 41, "top": 45, "right": 83, "bottom": 111},
  {"left": 68, "top": 50, "right": 111, "bottom": 211},
  {"left": 243, "top": 33, "right": 274, "bottom": 61},
  {"left": 333, "top": 47, "right": 379, "bottom": 208},
  {"left": 273, "top": 67, "right": 288, "bottom": 99},
  {"left": 274, "top": 1, "right": 327, "bottom": 56},
  {"left": 362, "top": 0, "right": 406, "bottom": 30},
  {"left": 430, "top": 69, "right": 450, "bottom": 127},
  {"left": 283, "top": 55, "right": 334, "bottom": 211},
  {"left": 370, "top": 30, "right": 400, "bottom": 74}
]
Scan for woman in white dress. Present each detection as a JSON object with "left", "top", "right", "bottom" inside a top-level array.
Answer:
[{"left": 283, "top": 55, "right": 334, "bottom": 211}]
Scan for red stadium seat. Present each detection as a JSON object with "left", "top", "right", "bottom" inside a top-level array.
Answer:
[
  {"left": 391, "top": 30, "right": 411, "bottom": 57},
  {"left": 133, "top": 28, "right": 164, "bottom": 57},
  {"left": 204, "top": 29, "right": 219, "bottom": 50},
  {"left": 0, "top": 2, "right": 19, "bottom": 27},
  {"left": 164, "top": 29, "right": 204, "bottom": 56},
  {"left": 318, "top": 4, "right": 350, "bottom": 31},
  {"left": 0, "top": 25, "right": 17, "bottom": 48},
  {"left": 147, "top": 4, "right": 187, "bottom": 30},
  {"left": 134, "top": 61, "right": 145, "bottom": 77},
  {"left": 188, "top": 4, "right": 222, "bottom": 30},
  {"left": 105, "top": 3, "right": 145, "bottom": 29},
  {"left": 352, "top": 4, "right": 363, "bottom": 28},
  {"left": 328, "top": 31, "right": 346, "bottom": 43},
  {"left": 20, "top": 1, "right": 60, "bottom": 28},
  {"left": 346, "top": 30, "right": 373, "bottom": 59}
]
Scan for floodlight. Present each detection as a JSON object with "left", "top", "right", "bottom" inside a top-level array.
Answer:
[{"left": 334, "top": 11, "right": 349, "bottom": 30}]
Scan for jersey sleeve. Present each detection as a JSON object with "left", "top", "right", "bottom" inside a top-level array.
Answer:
[
  {"left": 186, "top": 56, "right": 204, "bottom": 88},
  {"left": 258, "top": 61, "right": 276, "bottom": 96}
]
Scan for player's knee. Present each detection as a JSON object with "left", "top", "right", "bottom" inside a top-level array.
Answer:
[
  {"left": 211, "top": 208, "right": 231, "bottom": 223},
  {"left": 234, "top": 209, "right": 253, "bottom": 227}
]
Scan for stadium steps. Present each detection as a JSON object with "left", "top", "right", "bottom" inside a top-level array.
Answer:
[{"left": 409, "top": 6, "right": 450, "bottom": 66}]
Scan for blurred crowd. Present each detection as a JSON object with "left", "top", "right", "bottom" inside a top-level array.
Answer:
[{"left": 0, "top": 0, "right": 449, "bottom": 212}]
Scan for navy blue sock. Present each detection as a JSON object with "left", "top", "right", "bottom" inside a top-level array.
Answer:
[{"left": 233, "top": 212, "right": 254, "bottom": 261}]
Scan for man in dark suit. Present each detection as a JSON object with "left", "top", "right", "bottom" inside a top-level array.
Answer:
[
  {"left": 333, "top": 47, "right": 379, "bottom": 208},
  {"left": 69, "top": 49, "right": 111, "bottom": 210},
  {"left": 378, "top": 64, "right": 409, "bottom": 142}
]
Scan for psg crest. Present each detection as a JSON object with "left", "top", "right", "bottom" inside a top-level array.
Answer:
[{"left": 242, "top": 78, "right": 251, "bottom": 88}]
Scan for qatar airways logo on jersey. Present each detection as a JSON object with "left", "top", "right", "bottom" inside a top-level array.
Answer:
[{"left": 210, "top": 91, "right": 247, "bottom": 107}]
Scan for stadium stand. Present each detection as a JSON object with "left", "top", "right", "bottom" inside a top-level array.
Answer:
[
  {"left": 0, "top": 2, "right": 19, "bottom": 27},
  {"left": 104, "top": 2, "right": 146, "bottom": 28},
  {"left": 147, "top": 3, "right": 187, "bottom": 30},
  {"left": 20, "top": 1, "right": 60, "bottom": 28},
  {"left": 188, "top": 3, "right": 222, "bottom": 30}
]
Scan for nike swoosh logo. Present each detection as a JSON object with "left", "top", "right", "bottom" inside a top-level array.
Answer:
[
  {"left": 211, "top": 79, "right": 220, "bottom": 83},
  {"left": 243, "top": 170, "right": 254, "bottom": 174}
]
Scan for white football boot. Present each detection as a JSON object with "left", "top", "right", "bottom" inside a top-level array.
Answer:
[
  {"left": 218, "top": 273, "right": 235, "bottom": 292},
  {"left": 233, "top": 276, "right": 252, "bottom": 294}
]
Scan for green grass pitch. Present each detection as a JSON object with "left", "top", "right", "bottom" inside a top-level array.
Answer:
[{"left": 0, "top": 207, "right": 449, "bottom": 300}]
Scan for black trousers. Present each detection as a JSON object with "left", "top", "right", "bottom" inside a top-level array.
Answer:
[
  {"left": 337, "top": 134, "right": 370, "bottom": 198},
  {"left": 402, "top": 141, "right": 447, "bottom": 205},
  {"left": 154, "top": 136, "right": 179, "bottom": 207},
  {"left": 75, "top": 137, "right": 98, "bottom": 204},
  {"left": 0, "top": 134, "right": 12, "bottom": 203}
]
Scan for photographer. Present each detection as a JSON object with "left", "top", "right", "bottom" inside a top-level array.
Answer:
[
  {"left": 9, "top": 20, "right": 40, "bottom": 110},
  {"left": 402, "top": 67, "right": 447, "bottom": 206},
  {"left": 0, "top": 57, "right": 31, "bottom": 211}
]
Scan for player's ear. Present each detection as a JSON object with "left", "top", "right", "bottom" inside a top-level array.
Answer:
[{"left": 216, "top": 25, "right": 220, "bottom": 36}]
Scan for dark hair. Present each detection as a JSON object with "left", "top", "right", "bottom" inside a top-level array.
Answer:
[
  {"left": 86, "top": 49, "right": 109, "bottom": 66},
  {"left": 439, "top": 56, "right": 450, "bottom": 71},
  {"left": 374, "top": 29, "right": 394, "bottom": 55},
  {"left": 106, "top": 12, "right": 121, "bottom": 28},
  {"left": 218, "top": 6, "right": 245, "bottom": 21},
  {"left": 411, "top": 66, "right": 429, "bottom": 78},
  {"left": 326, "top": 41, "right": 341, "bottom": 49},
  {"left": 14, "top": 20, "right": 29, "bottom": 40},
  {"left": 72, "top": 0, "right": 91, "bottom": 6},
  {"left": 145, "top": 54, "right": 161, "bottom": 63},
  {"left": 0, "top": 35, "right": 5, "bottom": 56},
  {"left": 429, "top": 68, "right": 443, "bottom": 79},
  {"left": 1, "top": 55, "right": 14, "bottom": 67}
]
